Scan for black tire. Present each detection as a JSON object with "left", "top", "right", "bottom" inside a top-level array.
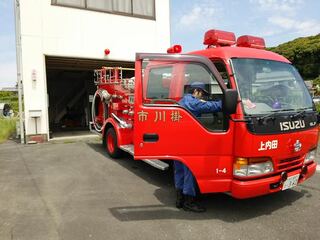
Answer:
[{"left": 104, "top": 128, "right": 122, "bottom": 158}]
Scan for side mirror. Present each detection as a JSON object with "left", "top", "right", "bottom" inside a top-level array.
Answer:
[{"left": 223, "top": 89, "right": 238, "bottom": 114}]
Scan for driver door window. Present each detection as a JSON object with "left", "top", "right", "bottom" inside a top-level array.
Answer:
[
  {"left": 184, "top": 64, "right": 227, "bottom": 131},
  {"left": 144, "top": 62, "right": 228, "bottom": 131}
]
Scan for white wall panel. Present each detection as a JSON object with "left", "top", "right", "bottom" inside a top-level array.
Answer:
[{"left": 19, "top": 0, "right": 170, "bottom": 137}]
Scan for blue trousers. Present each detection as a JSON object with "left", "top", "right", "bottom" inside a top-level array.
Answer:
[{"left": 174, "top": 161, "right": 196, "bottom": 197}]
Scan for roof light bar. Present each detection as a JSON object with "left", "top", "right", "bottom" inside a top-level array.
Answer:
[
  {"left": 167, "top": 45, "right": 182, "bottom": 54},
  {"left": 203, "top": 29, "right": 236, "bottom": 47},
  {"left": 237, "top": 35, "right": 266, "bottom": 49}
]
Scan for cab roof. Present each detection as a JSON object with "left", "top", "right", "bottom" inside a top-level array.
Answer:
[{"left": 189, "top": 46, "right": 291, "bottom": 64}]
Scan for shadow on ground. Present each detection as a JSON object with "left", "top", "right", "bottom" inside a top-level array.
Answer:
[{"left": 87, "top": 142, "right": 307, "bottom": 222}]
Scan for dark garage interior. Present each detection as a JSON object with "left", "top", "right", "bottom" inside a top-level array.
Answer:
[{"left": 46, "top": 56, "right": 134, "bottom": 139}]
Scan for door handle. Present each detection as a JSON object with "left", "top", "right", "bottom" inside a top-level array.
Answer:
[{"left": 143, "top": 133, "right": 159, "bottom": 142}]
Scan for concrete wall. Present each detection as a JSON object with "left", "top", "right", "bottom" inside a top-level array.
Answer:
[{"left": 18, "top": 0, "right": 171, "bottom": 140}]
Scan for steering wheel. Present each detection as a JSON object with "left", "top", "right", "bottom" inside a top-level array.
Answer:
[
  {"left": 254, "top": 85, "right": 291, "bottom": 107},
  {"left": 253, "top": 95, "right": 275, "bottom": 106}
]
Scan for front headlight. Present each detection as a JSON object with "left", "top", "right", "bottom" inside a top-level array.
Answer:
[
  {"left": 234, "top": 157, "right": 274, "bottom": 177},
  {"left": 304, "top": 149, "right": 316, "bottom": 163}
]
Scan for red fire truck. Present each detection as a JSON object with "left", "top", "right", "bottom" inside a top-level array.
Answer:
[{"left": 91, "top": 29, "right": 318, "bottom": 199}]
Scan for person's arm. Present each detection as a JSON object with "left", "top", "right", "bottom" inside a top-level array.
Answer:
[{"left": 192, "top": 99, "right": 222, "bottom": 113}]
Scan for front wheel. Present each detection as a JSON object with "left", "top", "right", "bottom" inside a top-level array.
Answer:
[{"left": 104, "top": 128, "right": 122, "bottom": 158}]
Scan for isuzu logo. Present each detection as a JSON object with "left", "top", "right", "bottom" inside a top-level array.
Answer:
[
  {"left": 279, "top": 120, "right": 305, "bottom": 131},
  {"left": 293, "top": 140, "right": 302, "bottom": 152}
]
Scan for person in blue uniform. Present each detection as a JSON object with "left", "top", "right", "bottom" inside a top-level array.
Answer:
[{"left": 175, "top": 82, "right": 222, "bottom": 212}]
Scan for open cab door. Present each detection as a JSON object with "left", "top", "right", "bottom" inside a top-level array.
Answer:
[{"left": 133, "top": 53, "right": 237, "bottom": 177}]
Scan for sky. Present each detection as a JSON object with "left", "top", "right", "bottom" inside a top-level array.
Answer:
[
  {"left": 1, "top": 0, "right": 320, "bottom": 88},
  {"left": 0, "top": 0, "right": 16, "bottom": 88}
]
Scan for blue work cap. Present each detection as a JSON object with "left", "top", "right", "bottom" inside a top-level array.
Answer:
[{"left": 190, "top": 82, "right": 209, "bottom": 95}]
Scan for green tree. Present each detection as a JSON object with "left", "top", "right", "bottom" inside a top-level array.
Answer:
[{"left": 268, "top": 34, "right": 320, "bottom": 80}]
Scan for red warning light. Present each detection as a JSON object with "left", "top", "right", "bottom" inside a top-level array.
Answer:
[
  {"left": 167, "top": 45, "right": 182, "bottom": 54},
  {"left": 237, "top": 35, "right": 266, "bottom": 49},
  {"left": 104, "top": 49, "right": 111, "bottom": 55},
  {"left": 203, "top": 29, "right": 236, "bottom": 47}
]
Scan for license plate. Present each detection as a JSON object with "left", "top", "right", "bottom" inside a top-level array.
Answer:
[{"left": 282, "top": 174, "right": 299, "bottom": 191}]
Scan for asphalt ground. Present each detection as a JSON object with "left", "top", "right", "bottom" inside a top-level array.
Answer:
[{"left": 0, "top": 139, "right": 319, "bottom": 240}]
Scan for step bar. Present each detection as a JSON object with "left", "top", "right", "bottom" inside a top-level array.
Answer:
[
  {"left": 141, "top": 159, "right": 169, "bottom": 171},
  {"left": 120, "top": 144, "right": 134, "bottom": 155},
  {"left": 120, "top": 145, "right": 169, "bottom": 171}
]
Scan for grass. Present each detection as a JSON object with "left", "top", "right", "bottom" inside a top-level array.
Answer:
[
  {"left": 0, "top": 118, "right": 17, "bottom": 143},
  {"left": 0, "top": 91, "right": 19, "bottom": 143}
]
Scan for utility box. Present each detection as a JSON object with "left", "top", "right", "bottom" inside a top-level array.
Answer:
[
  {"left": 29, "top": 110, "right": 42, "bottom": 118},
  {"left": 29, "top": 110, "right": 42, "bottom": 135}
]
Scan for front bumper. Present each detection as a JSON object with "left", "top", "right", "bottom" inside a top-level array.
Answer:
[{"left": 230, "top": 161, "right": 317, "bottom": 199}]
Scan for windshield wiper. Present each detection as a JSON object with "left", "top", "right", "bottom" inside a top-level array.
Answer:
[
  {"left": 291, "top": 108, "right": 313, "bottom": 119},
  {"left": 255, "top": 108, "right": 313, "bottom": 124},
  {"left": 292, "top": 110, "right": 306, "bottom": 119},
  {"left": 254, "top": 111, "right": 283, "bottom": 125},
  {"left": 255, "top": 109, "right": 295, "bottom": 124},
  {"left": 256, "top": 112, "right": 278, "bottom": 121}
]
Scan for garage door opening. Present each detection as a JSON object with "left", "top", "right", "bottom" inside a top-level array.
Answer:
[{"left": 46, "top": 56, "right": 134, "bottom": 139}]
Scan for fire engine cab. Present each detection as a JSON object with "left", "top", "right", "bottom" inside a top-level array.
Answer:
[{"left": 91, "top": 29, "right": 318, "bottom": 199}]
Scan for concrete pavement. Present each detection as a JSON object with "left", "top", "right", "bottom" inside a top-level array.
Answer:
[{"left": 0, "top": 139, "right": 320, "bottom": 240}]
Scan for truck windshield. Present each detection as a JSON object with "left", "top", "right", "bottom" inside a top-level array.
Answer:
[{"left": 231, "top": 58, "right": 313, "bottom": 115}]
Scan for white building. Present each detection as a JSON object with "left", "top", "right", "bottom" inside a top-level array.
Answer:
[{"left": 16, "top": 0, "right": 171, "bottom": 142}]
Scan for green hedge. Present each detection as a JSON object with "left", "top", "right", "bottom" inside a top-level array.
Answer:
[{"left": 0, "top": 91, "right": 19, "bottom": 113}]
